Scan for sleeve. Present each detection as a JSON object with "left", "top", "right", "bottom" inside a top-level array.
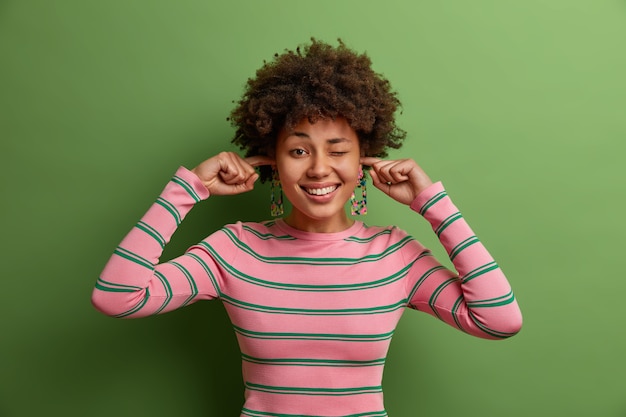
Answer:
[
  {"left": 405, "top": 181, "right": 523, "bottom": 340},
  {"left": 91, "top": 166, "right": 222, "bottom": 318}
]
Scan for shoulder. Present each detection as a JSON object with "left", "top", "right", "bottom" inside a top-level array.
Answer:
[
  {"left": 338, "top": 223, "right": 426, "bottom": 268},
  {"left": 193, "top": 221, "right": 278, "bottom": 257},
  {"left": 347, "top": 223, "right": 418, "bottom": 250},
  {"left": 220, "top": 220, "right": 295, "bottom": 242},
  {"left": 355, "top": 223, "right": 412, "bottom": 240}
]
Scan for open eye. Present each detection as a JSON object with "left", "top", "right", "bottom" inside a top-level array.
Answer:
[{"left": 290, "top": 148, "right": 308, "bottom": 157}]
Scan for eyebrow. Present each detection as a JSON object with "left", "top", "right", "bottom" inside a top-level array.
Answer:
[{"left": 290, "top": 132, "right": 350, "bottom": 144}]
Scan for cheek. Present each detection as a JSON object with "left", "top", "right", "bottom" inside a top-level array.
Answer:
[
  {"left": 275, "top": 162, "right": 302, "bottom": 189},
  {"left": 275, "top": 159, "right": 294, "bottom": 178},
  {"left": 343, "top": 159, "right": 362, "bottom": 183}
]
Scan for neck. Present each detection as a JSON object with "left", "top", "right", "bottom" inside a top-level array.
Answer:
[{"left": 283, "top": 211, "right": 355, "bottom": 233}]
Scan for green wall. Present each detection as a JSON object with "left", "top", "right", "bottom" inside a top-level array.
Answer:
[{"left": 1, "top": 1, "right": 625, "bottom": 416}]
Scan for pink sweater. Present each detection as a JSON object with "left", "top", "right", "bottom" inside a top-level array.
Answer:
[{"left": 93, "top": 167, "right": 522, "bottom": 416}]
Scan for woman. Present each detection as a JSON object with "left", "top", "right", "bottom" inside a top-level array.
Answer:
[{"left": 92, "top": 39, "right": 522, "bottom": 416}]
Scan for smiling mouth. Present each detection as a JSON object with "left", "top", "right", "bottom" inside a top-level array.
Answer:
[{"left": 303, "top": 185, "right": 338, "bottom": 196}]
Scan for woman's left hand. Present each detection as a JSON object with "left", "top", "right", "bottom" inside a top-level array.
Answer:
[{"left": 360, "top": 157, "right": 434, "bottom": 206}]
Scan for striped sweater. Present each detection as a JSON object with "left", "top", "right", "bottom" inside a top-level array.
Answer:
[{"left": 92, "top": 166, "right": 522, "bottom": 417}]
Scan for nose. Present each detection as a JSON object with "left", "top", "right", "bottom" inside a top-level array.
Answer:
[{"left": 306, "top": 154, "right": 332, "bottom": 178}]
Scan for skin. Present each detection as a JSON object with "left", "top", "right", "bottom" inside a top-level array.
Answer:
[
  {"left": 191, "top": 118, "right": 433, "bottom": 233},
  {"left": 275, "top": 117, "right": 361, "bottom": 233}
]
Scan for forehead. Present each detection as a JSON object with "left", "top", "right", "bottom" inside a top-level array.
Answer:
[{"left": 279, "top": 117, "right": 359, "bottom": 143}]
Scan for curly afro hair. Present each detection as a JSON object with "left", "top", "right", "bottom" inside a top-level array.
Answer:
[{"left": 229, "top": 38, "right": 406, "bottom": 182}]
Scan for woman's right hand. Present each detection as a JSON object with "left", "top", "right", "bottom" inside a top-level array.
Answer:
[{"left": 191, "top": 152, "right": 274, "bottom": 196}]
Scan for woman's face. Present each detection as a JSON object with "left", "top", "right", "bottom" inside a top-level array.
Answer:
[{"left": 275, "top": 117, "right": 361, "bottom": 233}]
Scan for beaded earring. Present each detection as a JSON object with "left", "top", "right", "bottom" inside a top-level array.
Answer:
[
  {"left": 350, "top": 167, "right": 367, "bottom": 216},
  {"left": 270, "top": 169, "right": 284, "bottom": 217}
]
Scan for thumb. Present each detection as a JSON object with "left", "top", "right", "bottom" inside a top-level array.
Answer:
[
  {"left": 244, "top": 172, "right": 260, "bottom": 190},
  {"left": 368, "top": 168, "right": 382, "bottom": 187},
  {"left": 367, "top": 168, "right": 393, "bottom": 196}
]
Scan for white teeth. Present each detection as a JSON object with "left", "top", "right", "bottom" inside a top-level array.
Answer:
[{"left": 305, "top": 186, "right": 337, "bottom": 196}]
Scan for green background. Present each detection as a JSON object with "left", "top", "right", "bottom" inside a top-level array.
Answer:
[{"left": 1, "top": 1, "right": 625, "bottom": 416}]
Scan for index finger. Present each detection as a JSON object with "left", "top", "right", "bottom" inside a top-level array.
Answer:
[
  {"left": 245, "top": 155, "right": 275, "bottom": 167},
  {"left": 360, "top": 156, "right": 383, "bottom": 166}
]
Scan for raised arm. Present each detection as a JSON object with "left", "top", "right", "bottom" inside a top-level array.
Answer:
[
  {"left": 362, "top": 157, "right": 523, "bottom": 339},
  {"left": 91, "top": 153, "right": 272, "bottom": 318},
  {"left": 407, "top": 182, "right": 522, "bottom": 339}
]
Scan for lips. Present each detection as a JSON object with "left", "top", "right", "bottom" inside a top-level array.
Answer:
[{"left": 303, "top": 185, "right": 339, "bottom": 196}]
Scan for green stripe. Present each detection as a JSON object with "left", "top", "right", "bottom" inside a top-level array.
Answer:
[
  {"left": 156, "top": 197, "right": 181, "bottom": 225},
  {"left": 216, "top": 228, "right": 414, "bottom": 266},
  {"left": 222, "top": 294, "right": 406, "bottom": 316},
  {"left": 115, "top": 288, "right": 151, "bottom": 318},
  {"left": 419, "top": 191, "right": 447, "bottom": 215},
  {"left": 435, "top": 212, "right": 462, "bottom": 237},
  {"left": 169, "top": 261, "right": 198, "bottom": 307},
  {"left": 153, "top": 271, "right": 173, "bottom": 314},
  {"left": 95, "top": 277, "right": 142, "bottom": 292},
  {"left": 113, "top": 247, "right": 153, "bottom": 270},
  {"left": 451, "top": 295, "right": 465, "bottom": 332},
  {"left": 343, "top": 229, "right": 393, "bottom": 243},
  {"left": 449, "top": 236, "right": 479, "bottom": 261},
  {"left": 234, "top": 325, "right": 394, "bottom": 342},
  {"left": 241, "top": 408, "right": 387, "bottom": 417},
  {"left": 462, "top": 261, "right": 499, "bottom": 283},
  {"left": 186, "top": 252, "right": 222, "bottom": 296},
  {"left": 241, "top": 224, "right": 297, "bottom": 240},
  {"left": 135, "top": 221, "right": 166, "bottom": 249},
  {"left": 467, "top": 291, "right": 516, "bottom": 308},
  {"left": 245, "top": 382, "right": 382, "bottom": 396},
  {"left": 241, "top": 354, "right": 385, "bottom": 367},
  {"left": 468, "top": 310, "right": 519, "bottom": 338},
  {"left": 407, "top": 265, "right": 448, "bottom": 301},
  {"left": 428, "top": 277, "right": 458, "bottom": 320},
  {"left": 171, "top": 175, "right": 201, "bottom": 202},
  {"left": 197, "top": 243, "right": 427, "bottom": 292}
]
